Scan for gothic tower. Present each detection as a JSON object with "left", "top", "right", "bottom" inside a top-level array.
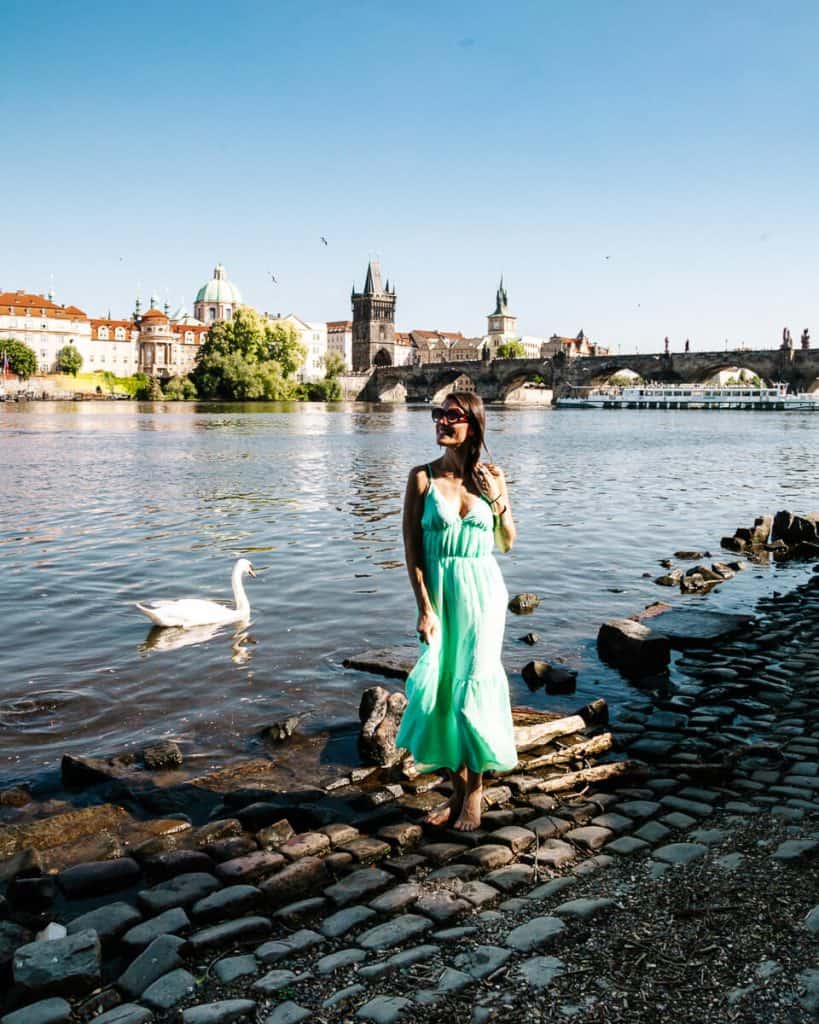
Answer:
[
  {"left": 486, "top": 276, "right": 517, "bottom": 340},
  {"left": 351, "top": 260, "right": 396, "bottom": 371}
]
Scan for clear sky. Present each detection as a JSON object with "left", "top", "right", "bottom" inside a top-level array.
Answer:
[{"left": 3, "top": 0, "right": 818, "bottom": 351}]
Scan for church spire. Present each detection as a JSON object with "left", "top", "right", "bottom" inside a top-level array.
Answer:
[{"left": 492, "top": 276, "right": 509, "bottom": 316}]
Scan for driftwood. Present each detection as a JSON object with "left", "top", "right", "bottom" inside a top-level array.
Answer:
[
  {"left": 536, "top": 760, "right": 646, "bottom": 793},
  {"left": 520, "top": 732, "right": 613, "bottom": 771},
  {"left": 514, "top": 713, "right": 591, "bottom": 753}
]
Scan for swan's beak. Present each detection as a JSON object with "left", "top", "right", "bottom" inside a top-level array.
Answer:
[{"left": 248, "top": 566, "right": 257, "bottom": 578}]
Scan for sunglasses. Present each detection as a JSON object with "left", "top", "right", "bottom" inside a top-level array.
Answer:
[{"left": 431, "top": 407, "right": 470, "bottom": 425}]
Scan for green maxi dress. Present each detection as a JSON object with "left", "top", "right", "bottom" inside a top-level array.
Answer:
[{"left": 396, "top": 468, "right": 518, "bottom": 774}]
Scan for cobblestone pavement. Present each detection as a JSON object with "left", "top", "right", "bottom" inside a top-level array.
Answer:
[{"left": 2, "top": 573, "right": 819, "bottom": 1024}]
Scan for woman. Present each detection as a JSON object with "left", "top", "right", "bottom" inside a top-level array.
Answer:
[{"left": 396, "top": 392, "right": 517, "bottom": 831}]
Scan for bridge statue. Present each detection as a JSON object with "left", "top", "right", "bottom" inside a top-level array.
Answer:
[
  {"left": 782, "top": 327, "right": 793, "bottom": 351},
  {"left": 801, "top": 328, "right": 810, "bottom": 351}
]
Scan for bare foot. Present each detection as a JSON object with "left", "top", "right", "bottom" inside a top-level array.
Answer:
[
  {"left": 453, "top": 787, "right": 482, "bottom": 831},
  {"left": 423, "top": 792, "right": 462, "bottom": 827}
]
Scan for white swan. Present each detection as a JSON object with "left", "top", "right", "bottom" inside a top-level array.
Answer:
[{"left": 135, "top": 558, "right": 256, "bottom": 628}]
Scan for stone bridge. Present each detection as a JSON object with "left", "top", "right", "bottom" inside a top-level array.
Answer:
[{"left": 356, "top": 348, "right": 819, "bottom": 402}]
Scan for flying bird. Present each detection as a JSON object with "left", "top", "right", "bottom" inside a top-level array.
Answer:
[
  {"left": 320, "top": 236, "right": 328, "bottom": 246},
  {"left": 269, "top": 272, "right": 278, "bottom": 284}
]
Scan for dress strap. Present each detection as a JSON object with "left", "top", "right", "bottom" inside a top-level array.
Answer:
[{"left": 424, "top": 463, "right": 433, "bottom": 493}]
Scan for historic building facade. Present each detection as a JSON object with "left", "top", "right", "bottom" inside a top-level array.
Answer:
[
  {"left": 0, "top": 290, "right": 92, "bottom": 373},
  {"left": 351, "top": 261, "right": 413, "bottom": 370},
  {"left": 327, "top": 320, "right": 353, "bottom": 370},
  {"left": 194, "top": 264, "right": 243, "bottom": 324}
]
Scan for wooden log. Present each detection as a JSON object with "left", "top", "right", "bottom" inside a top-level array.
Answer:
[
  {"left": 520, "top": 732, "right": 613, "bottom": 771},
  {"left": 514, "top": 713, "right": 589, "bottom": 753},
  {"left": 536, "top": 760, "right": 647, "bottom": 793}
]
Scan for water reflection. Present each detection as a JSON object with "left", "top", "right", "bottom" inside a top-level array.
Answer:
[{"left": 139, "top": 620, "right": 255, "bottom": 663}]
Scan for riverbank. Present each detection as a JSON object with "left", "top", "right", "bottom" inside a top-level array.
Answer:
[{"left": 1, "top": 557, "right": 818, "bottom": 1021}]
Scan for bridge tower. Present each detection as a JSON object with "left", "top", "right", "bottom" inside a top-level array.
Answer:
[
  {"left": 351, "top": 260, "right": 397, "bottom": 371},
  {"left": 486, "top": 276, "right": 518, "bottom": 355}
]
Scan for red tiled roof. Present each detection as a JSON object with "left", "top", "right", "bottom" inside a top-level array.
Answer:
[
  {"left": 327, "top": 320, "right": 352, "bottom": 330},
  {"left": 141, "top": 308, "right": 168, "bottom": 321},
  {"left": 90, "top": 318, "right": 135, "bottom": 330},
  {"left": 0, "top": 290, "right": 88, "bottom": 320}
]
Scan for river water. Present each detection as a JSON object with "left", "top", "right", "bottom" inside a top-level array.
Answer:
[{"left": 1, "top": 401, "right": 817, "bottom": 788}]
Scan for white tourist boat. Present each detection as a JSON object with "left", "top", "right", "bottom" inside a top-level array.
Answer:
[{"left": 555, "top": 381, "right": 819, "bottom": 410}]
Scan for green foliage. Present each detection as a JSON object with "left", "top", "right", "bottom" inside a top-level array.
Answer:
[
  {"left": 163, "top": 375, "right": 198, "bottom": 400},
  {"left": 145, "top": 377, "right": 164, "bottom": 401},
  {"left": 724, "top": 372, "right": 761, "bottom": 387},
  {"left": 495, "top": 339, "right": 526, "bottom": 360},
  {"left": 194, "top": 307, "right": 306, "bottom": 399},
  {"left": 99, "top": 371, "right": 117, "bottom": 394},
  {"left": 56, "top": 344, "right": 83, "bottom": 376},
  {"left": 1, "top": 338, "right": 37, "bottom": 379},
  {"left": 609, "top": 372, "right": 644, "bottom": 387},
  {"left": 323, "top": 350, "right": 347, "bottom": 379},
  {"left": 304, "top": 377, "right": 343, "bottom": 401}
]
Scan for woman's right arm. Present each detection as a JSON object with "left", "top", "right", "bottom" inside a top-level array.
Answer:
[{"left": 402, "top": 466, "right": 437, "bottom": 643}]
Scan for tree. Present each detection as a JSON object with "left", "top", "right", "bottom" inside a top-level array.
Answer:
[
  {"left": 1, "top": 338, "right": 37, "bottom": 379},
  {"left": 267, "top": 322, "right": 307, "bottom": 380},
  {"left": 145, "top": 377, "right": 164, "bottom": 401},
  {"left": 305, "top": 377, "right": 343, "bottom": 401},
  {"left": 193, "top": 307, "right": 306, "bottom": 400},
  {"left": 323, "top": 351, "right": 347, "bottom": 379},
  {"left": 163, "top": 375, "right": 198, "bottom": 400},
  {"left": 495, "top": 339, "right": 526, "bottom": 360},
  {"left": 56, "top": 344, "right": 83, "bottom": 376}
]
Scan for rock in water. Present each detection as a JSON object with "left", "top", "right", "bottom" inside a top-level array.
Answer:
[
  {"left": 508, "top": 593, "right": 540, "bottom": 614},
  {"left": 358, "top": 687, "right": 408, "bottom": 767},
  {"left": 521, "top": 661, "right": 577, "bottom": 695},
  {"left": 596, "top": 619, "right": 670, "bottom": 677},
  {"left": 143, "top": 741, "right": 183, "bottom": 770},
  {"left": 261, "top": 716, "right": 301, "bottom": 743}
]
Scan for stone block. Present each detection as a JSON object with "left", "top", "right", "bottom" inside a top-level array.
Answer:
[
  {"left": 216, "top": 851, "right": 285, "bottom": 884},
  {"left": 259, "top": 857, "right": 328, "bottom": 908},
  {"left": 181, "top": 1000, "right": 256, "bottom": 1024},
  {"left": 141, "top": 968, "right": 197, "bottom": 1010},
  {"left": 191, "top": 884, "right": 263, "bottom": 924},
  {"left": 138, "top": 872, "right": 221, "bottom": 915},
  {"left": 117, "top": 934, "right": 187, "bottom": 999},
  {"left": 13, "top": 929, "right": 101, "bottom": 997},
  {"left": 0, "top": 998, "right": 72, "bottom": 1024},
  {"left": 460, "top": 844, "right": 514, "bottom": 871},
  {"left": 66, "top": 901, "right": 142, "bottom": 946},
  {"left": 357, "top": 913, "right": 433, "bottom": 950},
  {"left": 187, "top": 916, "right": 272, "bottom": 952},
  {"left": 122, "top": 906, "right": 190, "bottom": 952},
  {"left": 324, "top": 867, "right": 392, "bottom": 906},
  {"left": 57, "top": 858, "right": 141, "bottom": 899}
]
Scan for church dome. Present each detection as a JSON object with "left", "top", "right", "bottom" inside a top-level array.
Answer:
[
  {"left": 141, "top": 306, "right": 169, "bottom": 322},
  {"left": 195, "top": 264, "right": 243, "bottom": 306}
]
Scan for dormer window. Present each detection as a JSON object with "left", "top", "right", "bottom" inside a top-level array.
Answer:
[
  {"left": 98, "top": 326, "right": 109, "bottom": 340},
  {"left": 115, "top": 327, "right": 125, "bottom": 340}
]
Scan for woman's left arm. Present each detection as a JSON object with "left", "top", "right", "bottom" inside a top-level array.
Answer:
[{"left": 478, "top": 463, "right": 516, "bottom": 553}]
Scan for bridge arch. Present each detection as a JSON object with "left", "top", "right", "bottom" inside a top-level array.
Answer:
[{"left": 373, "top": 348, "right": 392, "bottom": 367}]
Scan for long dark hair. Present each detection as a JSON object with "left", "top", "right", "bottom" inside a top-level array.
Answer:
[{"left": 444, "top": 391, "right": 490, "bottom": 483}]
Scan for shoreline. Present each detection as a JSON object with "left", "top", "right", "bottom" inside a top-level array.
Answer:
[{"left": 1, "top": 527, "right": 818, "bottom": 1018}]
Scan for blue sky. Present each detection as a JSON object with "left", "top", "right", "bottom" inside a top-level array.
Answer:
[{"left": 3, "top": 0, "right": 818, "bottom": 351}]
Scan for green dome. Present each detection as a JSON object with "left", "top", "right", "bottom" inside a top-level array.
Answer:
[{"left": 195, "top": 264, "right": 243, "bottom": 306}]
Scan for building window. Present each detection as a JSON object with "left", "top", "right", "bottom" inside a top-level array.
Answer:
[
  {"left": 115, "top": 327, "right": 125, "bottom": 340},
  {"left": 98, "top": 327, "right": 109, "bottom": 339},
  {"left": 209, "top": 307, "right": 216, "bottom": 321}
]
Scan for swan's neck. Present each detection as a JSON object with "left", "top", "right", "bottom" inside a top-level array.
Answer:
[{"left": 231, "top": 566, "right": 250, "bottom": 614}]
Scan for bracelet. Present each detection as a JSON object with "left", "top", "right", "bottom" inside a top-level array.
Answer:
[{"left": 489, "top": 493, "right": 503, "bottom": 505}]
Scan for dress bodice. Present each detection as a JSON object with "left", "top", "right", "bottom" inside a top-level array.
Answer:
[{"left": 421, "top": 481, "right": 495, "bottom": 560}]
